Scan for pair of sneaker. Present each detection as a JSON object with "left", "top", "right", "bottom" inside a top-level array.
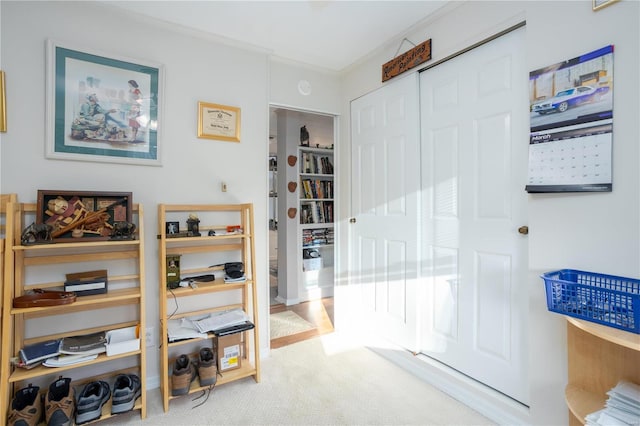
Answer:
[
  {"left": 76, "top": 374, "right": 141, "bottom": 423},
  {"left": 7, "top": 377, "right": 75, "bottom": 426},
  {"left": 171, "top": 347, "right": 217, "bottom": 396}
]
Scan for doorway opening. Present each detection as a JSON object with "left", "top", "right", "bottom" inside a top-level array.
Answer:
[{"left": 268, "top": 105, "right": 336, "bottom": 348}]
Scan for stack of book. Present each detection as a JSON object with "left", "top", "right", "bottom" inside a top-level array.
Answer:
[
  {"left": 586, "top": 381, "right": 640, "bottom": 425},
  {"left": 18, "top": 339, "right": 62, "bottom": 368},
  {"left": 302, "top": 228, "right": 334, "bottom": 247},
  {"left": 43, "top": 331, "right": 106, "bottom": 367}
]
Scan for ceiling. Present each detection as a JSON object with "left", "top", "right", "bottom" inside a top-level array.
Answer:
[{"left": 102, "top": 1, "right": 449, "bottom": 73}]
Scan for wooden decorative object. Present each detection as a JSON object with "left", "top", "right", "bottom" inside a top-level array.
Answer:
[
  {"left": 382, "top": 38, "right": 432, "bottom": 82},
  {"left": 287, "top": 182, "right": 297, "bottom": 193},
  {"left": 36, "top": 190, "right": 132, "bottom": 242},
  {"left": 287, "top": 208, "right": 297, "bottom": 219},
  {"left": 287, "top": 155, "right": 297, "bottom": 167}
]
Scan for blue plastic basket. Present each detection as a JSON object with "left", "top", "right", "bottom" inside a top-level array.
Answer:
[{"left": 542, "top": 269, "right": 640, "bottom": 334}]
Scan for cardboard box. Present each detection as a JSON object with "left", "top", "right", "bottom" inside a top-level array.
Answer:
[
  {"left": 106, "top": 326, "right": 140, "bottom": 356},
  {"left": 65, "top": 269, "right": 108, "bottom": 296},
  {"left": 217, "top": 332, "right": 242, "bottom": 372}
]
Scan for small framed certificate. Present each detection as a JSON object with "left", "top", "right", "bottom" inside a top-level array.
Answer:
[{"left": 197, "top": 101, "right": 241, "bottom": 142}]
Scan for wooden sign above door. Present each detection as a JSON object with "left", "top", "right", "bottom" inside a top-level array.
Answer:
[{"left": 382, "top": 38, "right": 432, "bottom": 82}]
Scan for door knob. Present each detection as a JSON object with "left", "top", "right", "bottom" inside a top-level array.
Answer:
[
  {"left": 518, "top": 226, "right": 528, "bottom": 235},
  {"left": 349, "top": 217, "right": 356, "bottom": 224}
]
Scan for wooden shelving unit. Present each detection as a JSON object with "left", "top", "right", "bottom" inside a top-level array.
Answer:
[
  {"left": 157, "top": 203, "right": 260, "bottom": 412},
  {"left": 565, "top": 316, "right": 640, "bottom": 425},
  {"left": 0, "top": 193, "right": 17, "bottom": 411},
  {"left": 0, "top": 202, "right": 147, "bottom": 423}
]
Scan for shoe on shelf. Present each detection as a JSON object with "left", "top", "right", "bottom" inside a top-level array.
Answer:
[
  {"left": 75, "top": 380, "right": 110, "bottom": 425},
  {"left": 198, "top": 347, "right": 218, "bottom": 387},
  {"left": 45, "top": 377, "right": 74, "bottom": 426},
  {"left": 171, "top": 354, "right": 196, "bottom": 396},
  {"left": 111, "top": 374, "right": 142, "bottom": 414},
  {"left": 7, "top": 384, "right": 41, "bottom": 426}
]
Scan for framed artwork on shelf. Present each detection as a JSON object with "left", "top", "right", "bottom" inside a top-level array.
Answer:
[
  {"left": 165, "top": 221, "right": 180, "bottom": 236},
  {"left": 197, "top": 101, "right": 241, "bottom": 142},
  {"left": 36, "top": 190, "right": 132, "bottom": 242},
  {"left": 45, "top": 39, "right": 164, "bottom": 166}
]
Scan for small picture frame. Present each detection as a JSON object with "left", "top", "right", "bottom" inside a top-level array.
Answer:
[
  {"left": 593, "top": 0, "right": 619, "bottom": 10},
  {"left": 197, "top": 101, "right": 241, "bottom": 142},
  {"left": 36, "top": 190, "right": 132, "bottom": 242},
  {"left": 165, "top": 221, "right": 179, "bottom": 236}
]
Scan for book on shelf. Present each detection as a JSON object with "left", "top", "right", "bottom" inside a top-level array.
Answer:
[
  {"left": 302, "top": 227, "right": 334, "bottom": 246},
  {"left": 300, "top": 152, "right": 334, "bottom": 175},
  {"left": 19, "top": 339, "right": 62, "bottom": 365},
  {"left": 213, "top": 321, "right": 255, "bottom": 336},
  {"left": 300, "top": 179, "right": 333, "bottom": 199},
  {"left": 59, "top": 331, "right": 107, "bottom": 355}
]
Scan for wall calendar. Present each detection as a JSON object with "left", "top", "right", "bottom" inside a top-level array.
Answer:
[{"left": 527, "top": 45, "right": 614, "bottom": 193}]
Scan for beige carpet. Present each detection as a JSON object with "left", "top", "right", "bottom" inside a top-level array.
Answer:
[
  {"left": 101, "top": 332, "right": 495, "bottom": 425},
  {"left": 269, "top": 311, "right": 315, "bottom": 339}
]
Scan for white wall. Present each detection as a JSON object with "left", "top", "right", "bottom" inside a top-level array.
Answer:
[
  {"left": 269, "top": 59, "right": 341, "bottom": 115},
  {"left": 0, "top": 0, "right": 271, "bottom": 386},
  {"left": 340, "top": 1, "right": 639, "bottom": 424}
]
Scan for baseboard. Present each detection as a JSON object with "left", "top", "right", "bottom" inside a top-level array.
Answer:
[
  {"left": 274, "top": 295, "right": 299, "bottom": 306},
  {"left": 369, "top": 346, "right": 531, "bottom": 426},
  {"left": 146, "top": 375, "right": 160, "bottom": 390}
]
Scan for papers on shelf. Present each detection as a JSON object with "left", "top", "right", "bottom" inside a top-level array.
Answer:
[
  {"left": 224, "top": 275, "right": 246, "bottom": 283},
  {"left": 586, "top": 381, "right": 640, "bottom": 426},
  {"left": 43, "top": 354, "right": 98, "bottom": 367},
  {"left": 193, "top": 309, "right": 250, "bottom": 333},
  {"left": 167, "top": 317, "right": 208, "bottom": 342},
  {"left": 166, "top": 309, "right": 250, "bottom": 341}
]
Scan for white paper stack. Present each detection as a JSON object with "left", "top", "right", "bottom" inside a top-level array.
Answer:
[
  {"left": 167, "top": 316, "right": 208, "bottom": 342},
  {"left": 43, "top": 354, "right": 98, "bottom": 367},
  {"left": 586, "top": 381, "right": 640, "bottom": 426},
  {"left": 192, "top": 309, "right": 250, "bottom": 333}
]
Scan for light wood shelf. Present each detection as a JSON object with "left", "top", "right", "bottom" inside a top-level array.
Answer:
[
  {"left": 158, "top": 203, "right": 260, "bottom": 412},
  {"left": 0, "top": 202, "right": 147, "bottom": 421},
  {"left": 565, "top": 317, "right": 640, "bottom": 425}
]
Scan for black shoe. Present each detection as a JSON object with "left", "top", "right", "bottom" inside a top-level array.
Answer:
[
  {"left": 45, "top": 377, "right": 74, "bottom": 426},
  {"left": 7, "top": 384, "right": 41, "bottom": 426},
  {"left": 75, "top": 381, "right": 110, "bottom": 424},
  {"left": 111, "top": 374, "right": 141, "bottom": 414}
]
